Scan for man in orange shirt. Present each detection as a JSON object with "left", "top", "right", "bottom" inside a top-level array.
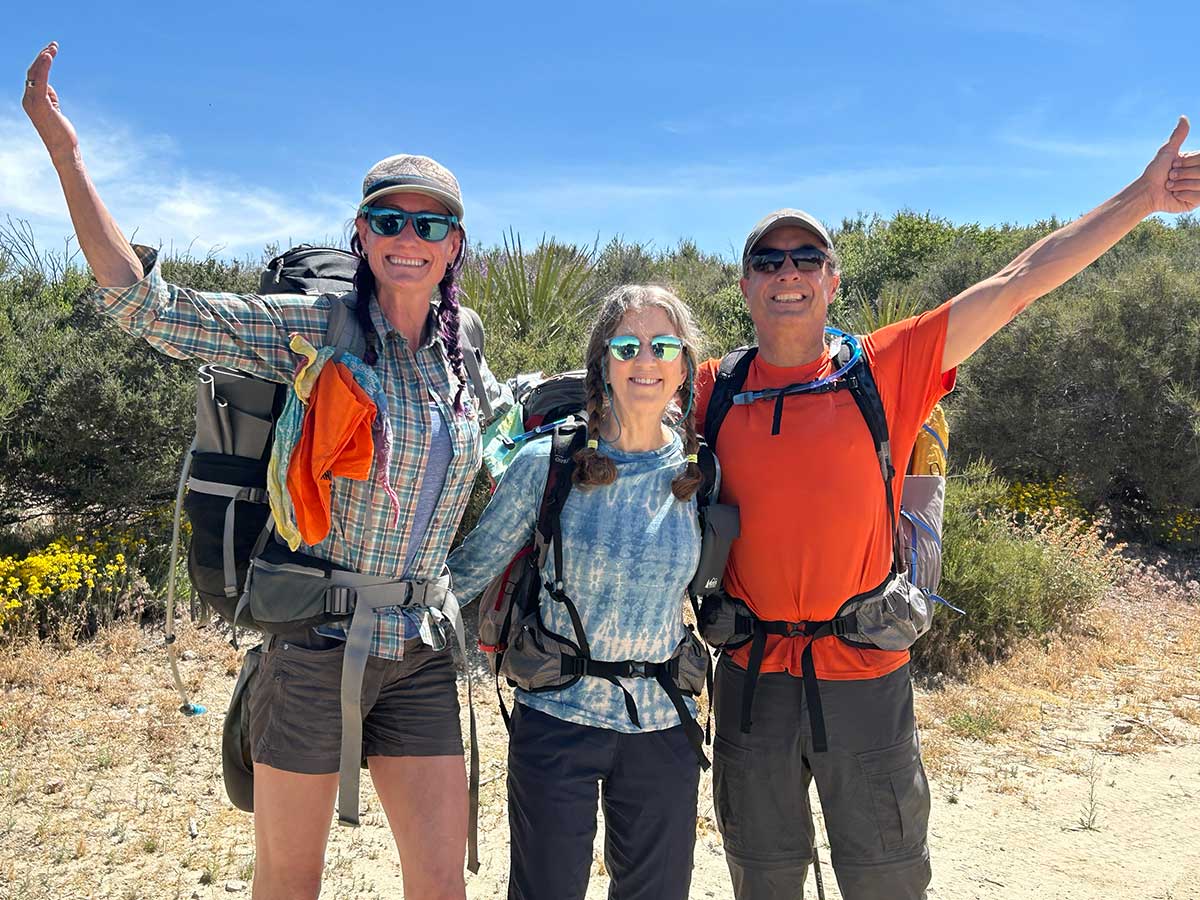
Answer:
[{"left": 697, "top": 119, "right": 1199, "bottom": 900}]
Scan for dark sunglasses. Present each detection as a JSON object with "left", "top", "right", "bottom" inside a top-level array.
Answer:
[
  {"left": 747, "top": 245, "right": 829, "bottom": 274},
  {"left": 359, "top": 205, "right": 459, "bottom": 242},
  {"left": 607, "top": 334, "right": 684, "bottom": 363}
]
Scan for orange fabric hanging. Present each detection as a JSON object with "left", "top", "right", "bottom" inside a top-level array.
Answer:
[{"left": 287, "top": 360, "right": 378, "bottom": 546}]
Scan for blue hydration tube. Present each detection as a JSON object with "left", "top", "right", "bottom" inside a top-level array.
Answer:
[{"left": 732, "top": 327, "right": 863, "bottom": 406}]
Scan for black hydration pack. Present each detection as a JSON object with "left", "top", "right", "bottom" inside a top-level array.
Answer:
[
  {"left": 697, "top": 340, "right": 949, "bottom": 753},
  {"left": 476, "top": 422, "right": 739, "bottom": 769}
]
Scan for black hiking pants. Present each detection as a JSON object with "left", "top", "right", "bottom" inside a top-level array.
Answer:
[
  {"left": 713, "top": 656, "right": 931, "bottom": 900},
  {"left": 506, "top": 703, "right": 700, "bottom": 900}
]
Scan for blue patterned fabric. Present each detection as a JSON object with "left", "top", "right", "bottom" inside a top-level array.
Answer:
[{"left": 448, "top": 432, "right": 704, "bottom": 732}]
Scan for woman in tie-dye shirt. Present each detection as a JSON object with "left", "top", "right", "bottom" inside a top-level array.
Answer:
[{"left": 450, "top": 285, "right": 713, "bottom": 900}]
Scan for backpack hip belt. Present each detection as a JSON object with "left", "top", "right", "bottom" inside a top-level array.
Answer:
[
  {"left": 701, "top": 572, "right": 931, "bottom": 753},
  {"left": 558, "top": 640, "right": 709, "bottom": 764}
]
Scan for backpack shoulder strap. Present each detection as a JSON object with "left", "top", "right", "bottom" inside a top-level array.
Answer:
[
  {"left": 456, "top": 306, "right": 492, "bottom": 420},
  {"left": 324, "top": 291, "right": 376, "bottom": 361},
  {"left": 841, "top": 346, "right": 904, "bottom": 572},
  {"left": 535, "top": 423, "right": 587, "bottom": 571},
  {"left": 696, "top": 440, "right": 718, "bottom": 510},
  {"left": 703, "top": 346, "right": 757, "bottom": 450}
]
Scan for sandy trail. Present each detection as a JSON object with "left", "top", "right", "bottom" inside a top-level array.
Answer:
[{"left": 1, "top": 589, "right": 1196, "bottom": 900}]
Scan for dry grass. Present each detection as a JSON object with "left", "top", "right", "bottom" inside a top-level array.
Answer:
[
  {"left": 919, "top": 563, "right": 1200, "bottom": 802},
  {"left": 1, "top": 558, "right": 1197, "bottom": 898}
]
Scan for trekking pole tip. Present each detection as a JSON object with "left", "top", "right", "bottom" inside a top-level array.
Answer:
[{"left": 179, "top": 703, "right": 207, "bottom": 717}]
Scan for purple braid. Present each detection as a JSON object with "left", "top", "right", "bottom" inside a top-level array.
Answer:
[{"left": 436, "top": 243, "right": 469, "bottom": 416}]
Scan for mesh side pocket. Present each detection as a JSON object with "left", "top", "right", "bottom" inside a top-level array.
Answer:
[{"left": 184, "top": 452, "right": 271, "bottom": 621}]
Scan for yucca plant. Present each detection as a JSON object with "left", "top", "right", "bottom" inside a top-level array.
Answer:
[
  {"left": 834, "top": 283, "right": 925, "bottom": 335},
  {"left": 461, "top": 229, "right": 597, "bottom": 341}
]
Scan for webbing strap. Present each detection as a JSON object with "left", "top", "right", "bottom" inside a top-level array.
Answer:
[
  {"left": 332, "top": 574, "right": 480, "bottom": 873},
  {"left": 460, "top": 339, "right": 492, "bottom": 421},
  {"left": 165, "top": 439, "right": 198, "bottom": 714},
  {"left": 186, "top": 477, "right": 266, "bottom": 499},
  {"left": 737, "top": 614, "right": 852, "bottom": 749},
  {"left": 800, "top": 640, "right": 828, "bottom": 753},
  {"left": 741, "top": 624, "right": 768, "bottom": 733},
  {"left": 215, "top": 485, "right": 270, "bottom": 600},
  {"left": 654, "top": 668, "right": 711, "bottom": 770},
  {"left": 440, "top": 589, "right": 481, "bottom": 875}
]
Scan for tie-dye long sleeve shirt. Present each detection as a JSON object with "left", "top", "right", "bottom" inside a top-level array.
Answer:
[
  {"left": 448, "top": 432, "right": 704, "bottom": 732},
  {"left": 91, "top": 245, "right": 490, "bottom": 660}
]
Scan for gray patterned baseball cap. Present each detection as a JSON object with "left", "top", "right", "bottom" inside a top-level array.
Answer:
[
  {"left": 742, "top": 208, "right": 833, "bottom": 274},
  {"left": 360, "top": 154, "right": 464, "bottom": 221}
]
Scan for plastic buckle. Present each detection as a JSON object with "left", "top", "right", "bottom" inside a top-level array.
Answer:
[
  {"left": 327, "top": 586, "right": 354, "bottom": 616},
  {"left": 783, "top": 622, "right": 808, "bottom": 638},
  {"left": 627, "top": 662, "right": 648, "bottom": 678}
]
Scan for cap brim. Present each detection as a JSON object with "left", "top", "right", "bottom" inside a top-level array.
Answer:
[
  {"left": 751, "top": 215, "right": 830, "bottom": 249},
  {"left": 360, "top": 185, "right": 464, "bottom": 221}
]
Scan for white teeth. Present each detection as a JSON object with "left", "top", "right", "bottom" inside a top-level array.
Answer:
[
  {"left": 386, "top": 256, "right": 426, "bottom": 267},
  {"left": 630, "top": 377, "right": 661, "bottom": 385},
  {"left": 774, "top": 293, "right": 806, "bottom": 302}
]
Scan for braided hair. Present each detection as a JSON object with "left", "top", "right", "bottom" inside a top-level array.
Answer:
[
  {"left": 573, "top": 284, "right": 706, "bottom": 501},
  {"left": 350, "top": 226, "right": 470, "bottom": 415}
]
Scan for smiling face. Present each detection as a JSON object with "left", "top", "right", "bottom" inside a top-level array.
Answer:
[
  {"left": 353, "top": 190, "right": 463, "bottom": 303},
  {"left": 739, "top": 225, "right": 840, "bottom": 360},
  {"left": 604, "top": 304, "right": 687, "bottom": 432}
]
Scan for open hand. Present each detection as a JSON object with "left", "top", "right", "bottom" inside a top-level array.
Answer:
[
  {"left": 22, "top": 42, "right": 79, "bottom": 165},
  {"left": 1141, "top": 117, "right": 1200, "bottom": 214}
]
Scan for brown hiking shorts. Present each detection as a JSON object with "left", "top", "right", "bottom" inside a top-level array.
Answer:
[{"left": 249, "top": 628, "right": 463, "bottom": 774}]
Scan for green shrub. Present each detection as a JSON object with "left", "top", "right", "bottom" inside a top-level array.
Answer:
[
  {"left": 951, "top": 238, "right": 1200, "bottom": 532},
  {"left": 912, "top": 462, "right": 1125, "bottom": 677}
]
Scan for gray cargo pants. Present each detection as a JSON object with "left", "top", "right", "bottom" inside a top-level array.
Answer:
[{"left": 712, "top": 655, "right": 931, "bottom": 900}]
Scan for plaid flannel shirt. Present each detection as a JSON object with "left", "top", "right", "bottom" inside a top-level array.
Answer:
[{"left": 92, "top": 245, "right": 488, "bottom": 660}]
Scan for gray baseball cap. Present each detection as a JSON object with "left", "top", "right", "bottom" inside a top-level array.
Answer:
[
  {"left": 742, "top": 208, "right": 833, "bottom": 274},
  {"left": 360, "top": 154, "right": 464, "bottom": 221}
]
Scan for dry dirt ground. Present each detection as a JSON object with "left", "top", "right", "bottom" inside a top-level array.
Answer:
[{"left": 1, "top": 583, "right": 1197, "bottom": 900}]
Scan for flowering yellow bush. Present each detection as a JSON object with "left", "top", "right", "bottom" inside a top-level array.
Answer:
[
  {"left": 1148, "top": 507, "right": 1200, "bottom": 548},
  {"left": 1003, "top": 476, "right": 1089, "bottom": 520},
  {"left": 1000, "top": 474, "right": 1200, "bottom": 549},
  {"left": 0, "top": 530, "right": 151, "bottom": 636}
]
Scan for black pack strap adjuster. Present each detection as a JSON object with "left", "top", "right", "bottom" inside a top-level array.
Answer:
[{"left": 564, "top": 657, "right": 671, "bottom": 680}]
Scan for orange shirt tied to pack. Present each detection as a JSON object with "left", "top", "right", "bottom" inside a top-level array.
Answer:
[
  {"left": 695, "top": 303, "right": 956, "bottom": 682},
  {"left": 287, "top": 360, "right": 378, "bottom": 547}
]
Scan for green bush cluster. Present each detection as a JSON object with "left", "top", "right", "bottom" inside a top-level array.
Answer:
[
  {"left": 3, "top": 212, "right": 1198, "bottom": 663},
  {"left": 912, "top": 462, "right": 1125, "bottom": 677}
]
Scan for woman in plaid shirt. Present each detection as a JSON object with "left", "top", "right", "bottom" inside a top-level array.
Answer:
[{"left": 25, "top": 41, "right": 487, "bottom": 900}]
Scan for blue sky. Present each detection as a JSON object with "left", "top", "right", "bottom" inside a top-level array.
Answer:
[{"left": 3, "top": 0, "right": 1198, "bottom": 261}]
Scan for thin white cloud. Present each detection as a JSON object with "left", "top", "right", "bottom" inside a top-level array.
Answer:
[
  {"left": 463, "top": 159, "right": 1051, "bottom": 253},
  {"left": 0, "top": 105, "right": 349, "bottom": 259},
  {"left": 1002, "top": 133, "right": 1148, "bottom": 159}
]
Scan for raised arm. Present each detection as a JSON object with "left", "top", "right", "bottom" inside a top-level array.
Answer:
[
  {"left": 942, "top": 117, "right": 1200, "bottom": 372},
  {"left": 21, "top": 42, "right": 335, "bottom": 381},
  {"left": 22, "top": 42, "right": 142, "bottom": 287}
]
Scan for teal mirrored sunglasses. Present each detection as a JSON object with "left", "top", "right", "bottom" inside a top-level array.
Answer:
[
  {"left": 606, "top": 334, "right": 684, "bottom": 363},
  {"left": 359, "top": 205, "right": 459, "bottom": 242}
]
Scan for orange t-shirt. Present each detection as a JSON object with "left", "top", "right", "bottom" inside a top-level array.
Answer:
[{"left": 695, "top": 304, "right": 956, "bottom": 681}]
